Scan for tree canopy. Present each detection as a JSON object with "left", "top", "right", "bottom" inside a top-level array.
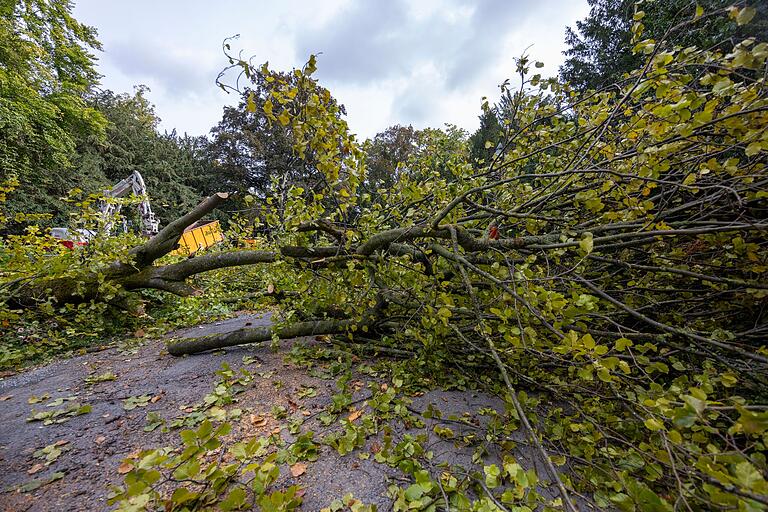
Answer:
[
  {"left": 560, "top": 0, "right": 768, "bottom": 91},
  {"left": 0, "top": 0, "right": 106, "bottom": 223}
]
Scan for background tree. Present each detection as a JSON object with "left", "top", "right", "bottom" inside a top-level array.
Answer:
[
  {"left": 207, "top": 67, "right": 350, "bottom": 230},
  {"left": 468, "top": 107, "right": 502, "bottom": 165},
  {"left": 362, "top": 124, "right": 417, "bottom": 192},
  {"left": 207, "top": 86, "right": 302, "bottom": 197},
  {"left": 0, "top": 0, "right": 107, "bottom": 226},
  {"left": 76, "top": 87, "right": 210, "bottom": 225},
  {"left": 560, "top": 0, "right": 768, "bottom": 91}
]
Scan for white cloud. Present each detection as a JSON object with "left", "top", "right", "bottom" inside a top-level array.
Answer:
[{"left": 73, "top": 0, "right": 589, "bottom": 139}]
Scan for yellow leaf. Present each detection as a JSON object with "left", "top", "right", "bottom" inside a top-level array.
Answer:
[
  {"left": 736, "top": 6, "right": 756, "bottom": 25},
  {"left": 578, "top": 232, "right": 593, "bottom": 254},
  {"left": 745, "top": 141, "right": 762, "bottom": 157},
  {"left": 263, "top": 99, "right": 273, "bottom": 117}
]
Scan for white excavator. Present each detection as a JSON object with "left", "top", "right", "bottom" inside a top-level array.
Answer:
[{"left": 51, "top": 170, "right": 160, "bottom": 246}]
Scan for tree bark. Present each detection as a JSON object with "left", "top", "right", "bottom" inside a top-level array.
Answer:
[{"left": 167, "top": 318, "right": 355, "bottom": 356}]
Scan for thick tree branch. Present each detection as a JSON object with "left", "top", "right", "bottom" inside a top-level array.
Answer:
[{"left": 167, "top": 318, "right": 356, "bottom": 356}]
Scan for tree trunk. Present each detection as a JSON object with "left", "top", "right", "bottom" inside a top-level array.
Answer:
[{"left": 167, "top": 318, "right": 355, "bottom": 356}]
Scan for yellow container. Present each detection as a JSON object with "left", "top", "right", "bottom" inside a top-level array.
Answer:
[{"left": 172, "top": 220, "right": 224, "bottom": 255}]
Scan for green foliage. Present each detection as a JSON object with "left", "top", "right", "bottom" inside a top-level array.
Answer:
[
  {"left": 217, "top": 13, "right": 768, "bottom": 509},
  {"left": 362, "top": 124, "right": 418, "bottom": 191},
  {"left": 77, "top": 87, "right": 211, "bottom": 225},
  {"left": 109, "top": 419, "right": 303, "bottom": 512},
  {"left": 33, "top": 440, "right": 71, "bottom": 465},
  {"left": 85, "top": 371, "right": 117, "bottom": 385},
  {"left": 123, "top": 395, "right": 153, "bottom": 410},
  {"left": 17, "top": 471, "right": 65, "bottom": 493},
  {"left": 0, "top": 191, "right": 147, "bottom": 368},
  {"left": 321, "top": 494, "right": 377, "bottom": 512},
  {"left": 0, "top": 0, "right": 107, "bottom": 225},
  {"left": 468, "top": 107, "right": 503, "bottom": 165},
  {"left": 27, "top": 401, "right": 91, "bottom": 425},
  {"left": 1, "top": 2, "right": 213, "bottom": 230},
  {"left": 560, "top": 0, "right": 768, "bottom": 91}
]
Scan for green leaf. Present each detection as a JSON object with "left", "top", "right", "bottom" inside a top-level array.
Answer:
[
  {"left": 484, "top": 464, "right": 501, "bottom": 489},
  {"left": 644, "top": 418, "right": 664, "bottom": 431},
  {"left": 220, "top": 486, "right": 247, "bottom": 511},
  {"left": 404, "top": 483, "right": 424, "bottom": 500},
  {"left": 615, "top": 337, "right": 633, "bottom": 352},
  {"left": 19, "top": 472, "right": 65, "bottom": 493},
  {"left": 578, "top": 232, "right": 594, "bottom": 254},
  {"left": 673, "top": 407, "right": 698, "bottom": 428}
]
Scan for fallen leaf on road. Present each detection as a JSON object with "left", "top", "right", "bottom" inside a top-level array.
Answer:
[
  {"left": 53, "top": 440, "right": 69, "bottom": 447},
  {"left": 94, "top": 435, "right": 106, "bottom": 445},
  {"left": 348, "top": 409, "right": 362, "bottom": 422},
  {"left": 27, "top": 463, "right": 44, "bottom": 475},
  {"left": 0, "top": 395, "right": 12, "bottom": 401},
  {"left": 150, "top": 394, "right": 162, "bottom": 403},
  {"left": 290, "top": 462, "right": 306, "bottom": 477},
  {"left": 19, "top": 472, "right": 64, "bottom": 493},
  {"left": 250, "top": 414, "right": 268, "bottom": 427},
  {"left": 117, "top": 461, "right": 134, "bottom": 474}
]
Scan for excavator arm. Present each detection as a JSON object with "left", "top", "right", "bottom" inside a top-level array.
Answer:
[{"left": 101, "top": 171, "right": 160, "bottom": 237}]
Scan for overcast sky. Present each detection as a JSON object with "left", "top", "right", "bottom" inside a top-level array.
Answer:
[{"left": 72, "top": 0, "right": 589, "bottom": 140}]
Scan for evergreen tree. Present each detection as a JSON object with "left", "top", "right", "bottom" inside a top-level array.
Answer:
[
  {"left": 468, "top": 107, "right": 502, "bottom": 165},
  {"left": 560, "top": 0, "right": 767, "bottom": 91}
]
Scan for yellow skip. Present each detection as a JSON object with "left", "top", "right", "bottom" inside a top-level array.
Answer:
[{"left": 172, "top": 220, "right": 224, "bottom": 255}]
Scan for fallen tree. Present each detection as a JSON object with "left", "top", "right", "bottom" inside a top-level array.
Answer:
[{"left": 3, "top": 7, "right": 768, "bottom": 510}]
